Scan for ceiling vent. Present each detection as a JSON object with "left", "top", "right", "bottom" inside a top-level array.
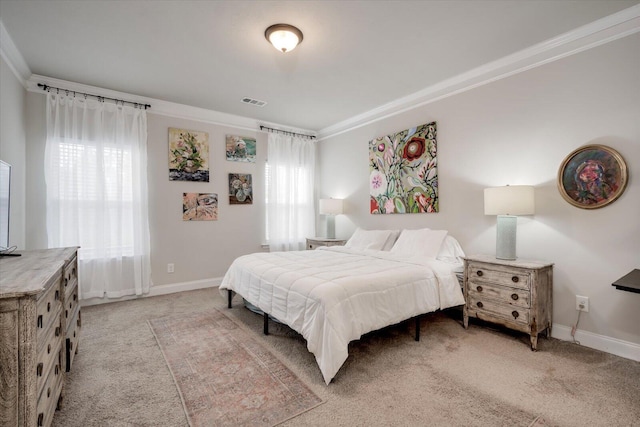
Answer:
[{"left": 241, "top": 97, "right": 267, "bottom": 107}]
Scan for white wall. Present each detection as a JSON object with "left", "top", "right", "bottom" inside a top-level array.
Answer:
[
  {"left": 319, "top": 34, "right": 640, "bottom": 349},
  {"left": 0, "top": 55, "right": 26, "bottom": 249}
]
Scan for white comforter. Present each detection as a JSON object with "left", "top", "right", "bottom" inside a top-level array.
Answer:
[{"left": 219, "top": 246, "right": 465, "bottom": 384}]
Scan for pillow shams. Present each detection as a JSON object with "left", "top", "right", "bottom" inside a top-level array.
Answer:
[
  {"left": 345, "top": 228, "right": 400, "bottom": 251},
  {"left": 390, "top": 228, "right": 448, "bottom": 258}
]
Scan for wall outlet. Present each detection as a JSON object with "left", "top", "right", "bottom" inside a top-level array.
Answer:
[
  {"left": 576, "top": 295, "right": 589, "bottom": 312},
  {"left": 167, "top": 263, "right": 174, "bottom": 273}
]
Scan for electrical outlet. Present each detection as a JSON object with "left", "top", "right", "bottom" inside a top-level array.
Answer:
[
  {"left": 576, "top": 295, "right": 589, "bottom": 312},
  {"left": 167, "top": 263, "right": 174, "bottom": 273}
]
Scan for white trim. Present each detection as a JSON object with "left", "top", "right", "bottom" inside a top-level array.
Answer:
[
  {"left": 80, "top": 277, "right": 221, "bottom": 307},
  {"left": 0, "top": 19, "right": 31, "bottom": 86},
  {"left": 317, "top": 4, "right": 640, "bottom": 140},
  {"left": 552, "top": 323, "right": 640, "bottom": 362}
]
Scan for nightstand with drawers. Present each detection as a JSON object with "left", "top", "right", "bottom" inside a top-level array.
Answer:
[
  {"left": 462, "top": 255, "right": 553, "bottom": 350},
  {"left": 305, "top": 237, "right": 347, "bottom": 250}
]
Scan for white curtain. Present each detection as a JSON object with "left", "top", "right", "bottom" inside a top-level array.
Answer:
[
  {"left": 44, "top": 92, "right": 151, "bottom": 299},
  {"left": 266, "top": 133, "right": 316, "bottom": 251}
]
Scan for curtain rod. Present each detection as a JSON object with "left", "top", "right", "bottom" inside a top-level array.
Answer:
[
  {"left": 259, "top": 125, "right": 316, "bottom": 139},
  {"left": 37, "top": 83, "right": 151, "bottom": 110}
]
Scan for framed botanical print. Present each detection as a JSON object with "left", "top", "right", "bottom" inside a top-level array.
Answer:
[{"left": 557, "top": 144, "right": 628, "bottom": 209}]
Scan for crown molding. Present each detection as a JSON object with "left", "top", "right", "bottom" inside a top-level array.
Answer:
[
  {"left": 317, "top": 4, "right": 640, "bottom": 140},
  {"left": 0, "top": 19, "right": 31, "bottom": 86},
  {"left": 27, "top": 74, "right": 315, "bottom": 135}
]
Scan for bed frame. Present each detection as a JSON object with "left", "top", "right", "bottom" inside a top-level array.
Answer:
[{"left": 226, "top": 289, "right": 423, "bottom": 341}]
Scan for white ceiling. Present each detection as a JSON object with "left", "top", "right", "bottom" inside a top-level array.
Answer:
[{"left": 1, "top": 0, "right": 638, "bottom": 133}]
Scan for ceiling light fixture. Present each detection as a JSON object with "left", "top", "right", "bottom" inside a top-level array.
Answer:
[{"left": 265, "top": 24, "right": 303, "bottom": 53}]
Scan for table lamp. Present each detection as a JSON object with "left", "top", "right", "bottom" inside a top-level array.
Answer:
[
  {"left": 319, "top": 198, "right": 343, "bottom": 239},
  {"left": 484, "top": 185, "right": 534, "bottom": 260}
]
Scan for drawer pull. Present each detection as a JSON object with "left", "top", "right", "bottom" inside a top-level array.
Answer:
[
  {"left": 47, "top": 387, "right": 51, "bottom": 398},
  {"left": 37, "top": 315, "right": 43, "bottom": 328},
  {"left": 73, "top": 294, "right": 77, "bottom": 301},
  {"left": 73, "top": 267, "right": 76, "bottom": 276},
  {"left": 55, "top": 365, "right": 59, "bottom": 375},
  {"left": 77, "top": 317, "right": 81, "bottom": 327},
  {"left": 55, "top": 326, "right": 60, "bottom": 336},
  {"left": 65, "top": 309, "right": 68, "bottom": 319},
  {"left": 476, "top": 286, "right": 483, "bottom": 292},
  {"left": 55, "top": 290, "right": 60, "bottom": 300},
  {"left": 37, "top": 363, "right": 43, "bottom": 376},
  {"left": 47, "top": 344, "right": 51, "bottom": 354},
  {"left": 512, "top": 276, "right": 519, "bottom": 283},
  {"left": 38, "top": 413, "right": 44, "bottom": 426},
  {"left": 476, "top": 270, "right": 484, "bottom": 277},
  {"left": 512, "top": 310, "right": 519, "bottom": 319},
  {"left": 47, "top": 302, "right": 51, "bottom": 312},
  {"left": 511, "top": 294, "right": 519, "bottom": 301},
  {"left": 476, "top": 301, "right": 484, "bottom": 308}
]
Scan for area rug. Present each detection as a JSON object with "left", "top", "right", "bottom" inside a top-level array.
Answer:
[{"left": 148, "top": 309, "right": 323, "bottom": 427}]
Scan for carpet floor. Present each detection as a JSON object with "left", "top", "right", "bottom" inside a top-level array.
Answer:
[{"left": 52, "top": 288, "right": 640, "bottom": 427}]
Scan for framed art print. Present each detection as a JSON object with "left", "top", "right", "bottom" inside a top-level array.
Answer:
[{"left": 557, "top": 144, "right": 628, "bottom": 209}]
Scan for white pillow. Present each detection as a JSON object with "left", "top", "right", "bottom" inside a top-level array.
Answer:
[
  {"left": 436, "top": 235, "right": 466, "bottom": 264},
  {"left": 345, "top": 228, "right": 400, "bottom": 251},
  {"left": 390, "top": 228, "right": 448, "bottom": 258}
]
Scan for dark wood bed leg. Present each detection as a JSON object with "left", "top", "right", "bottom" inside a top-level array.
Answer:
[
  {"left": 227, "top": 290, "right": 233, "bottom": 308},
  {"left": 415, "top": 316, "right": 420, "bottom": 341},
  {"left": 263, "top": 312, "right": 269, "bottom": 335}
]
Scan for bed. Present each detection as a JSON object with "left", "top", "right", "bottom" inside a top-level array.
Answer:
[{"left": 219, "top": 228, "right": 466, "bottom": 384}]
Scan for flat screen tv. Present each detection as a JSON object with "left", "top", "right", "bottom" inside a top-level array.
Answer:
[{"left": 0, "top": 160, "right": 11, "bottom": 250}]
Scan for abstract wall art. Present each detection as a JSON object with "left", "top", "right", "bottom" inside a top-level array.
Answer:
[
  {"left": 169, "top": 128, "right": 209, "bottom": 182},
  {"left": 183, "top": 193, "right": 218, "bottom": 221},
  {"left": 369, "top": 122, "right": 438, "bottom": 214},
  {"left": 225, "top": 135, "right": 256, "bottom": 163}
]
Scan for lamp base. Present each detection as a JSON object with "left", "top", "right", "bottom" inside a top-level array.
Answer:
[
  {"left": 326, "top": 215, "right": 336, "bottom": 239},
  {"left": 496, "top": 215, "right": 517, "bottom": 260}
]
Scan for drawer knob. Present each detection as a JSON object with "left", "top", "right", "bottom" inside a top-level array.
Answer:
[
  {"left": 511, "top": 294, "right": 519, "bottom": 301},
  {"left": 73, "top": 294, "right": 77, "bottom": 301},
  {"left": 476, "top": 301, "right": 484, "bottom": 308},
  {"left": 512, "top": 310, "right": 519, "bottom": 319},
  {"left": 37, "top": 315, "right": 43, "bottom": 328},
  {"left": 37, "top": 363, "right": 43, "bottom": 376},
  {"left": 476, "top": 270, "right": 484, "bottom": 277},
  {"left": 512, "top": 276, "right": 519, "bottom": 283},
  {"left": 47, "top": 302, "right": 51, "bottom": 312},
  {"left": 47, "top": 344, "right": 51, "bottom": 354},
  {"left": 47, "top": 387, "right": 51, "bottom": 398},
  {"left": 38, "top": 413, "right": 44, "bottom": 426},
  {"left": 476, "top": 286, "right": 483, "bottom": 292},
  {"left": 55, "top": 365, "right": 59, "bottom": 375},
  {"left": 65, "top": 278, "right": 68, "bottom": 287},
  {"left": 55, "top": 326, "right": 60, "bottom": 336},
  {"left": 55, "top": 290, "right": 60, "bottom": 300}
]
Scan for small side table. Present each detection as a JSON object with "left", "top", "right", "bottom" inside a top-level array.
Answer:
[
  {"left": 306, "top": 237, "right": 347, "bottom": 250},
  {"left": 462, "top": 255, "right": 553, "bottom": 351}
]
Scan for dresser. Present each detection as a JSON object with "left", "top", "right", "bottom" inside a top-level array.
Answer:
[
  {"left": 305, "top": 237, "right": 347, "bottom": 250},
  {"left": 0, "top": 247, "right": 80, "bottom": 427},
  {"left": 462, "top": 255, "right": 553, "bottom": 350}
]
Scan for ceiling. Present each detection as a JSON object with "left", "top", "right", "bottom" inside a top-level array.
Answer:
[{"left": 1, "top": 1, "right": 638, "bottom": 133}]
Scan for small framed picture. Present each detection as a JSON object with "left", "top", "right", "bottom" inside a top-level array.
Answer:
[
  {"left": 228, "top": 174, "right": 252, "bottom": 204},
  {"left": 557, "top": 144, "right": 628, "bottom": 209}
]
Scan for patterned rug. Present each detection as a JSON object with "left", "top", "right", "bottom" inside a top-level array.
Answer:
[{"left": 148, "top": 309, "right": 323, "bottom": 427}]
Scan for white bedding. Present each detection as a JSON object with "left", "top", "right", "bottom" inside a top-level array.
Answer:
[{"left": 219, "top": 246, "right": 465, "bottom": 384}]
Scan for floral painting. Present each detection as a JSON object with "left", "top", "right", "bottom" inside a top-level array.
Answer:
[
  {"left": 226, "top": 135, "right": 256, "bottom": 163},
  {"left": 183, "top": 193, "right": 218, "bottom": 221},
  {"left": 557, "top": 144, "right": 627, "bottom": 209},
  {"left": 169, "top": 128, "right": 209, "bottom": 182},
  {"left": 369, "top": 122, "right": 438, "bottom": 214},
  {"left": 228, "top": 173, "right": 252, "bottom": 204}
]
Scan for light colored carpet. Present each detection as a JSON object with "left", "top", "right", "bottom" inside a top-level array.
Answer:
[
  {"left": 148, "top": 310, "right": 323, "bottom": 426},
  {"left": 53, "top": 288, "right": 640, "bottom": 426}
]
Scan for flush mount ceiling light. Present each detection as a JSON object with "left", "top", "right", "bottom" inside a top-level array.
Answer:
[{"left": 265, "top": 24, "right": 303, "bottom": 53}]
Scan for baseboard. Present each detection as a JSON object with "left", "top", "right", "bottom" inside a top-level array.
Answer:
[
  {"left": 80, "top": 277, "right": 221, "bottom": 307},
  {"left": 552, "top": 323, "right": 640, "bottom": 362}
]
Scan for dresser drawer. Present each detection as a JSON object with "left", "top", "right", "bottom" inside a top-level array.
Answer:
[
  {"left": 467, "top": 294, "right": 530, "bottom": 326},
  {"left": 468, "top": 264, "right": 530, "bottom": 290},
  {"left": 66, "top": 307, "right": 81, "bottom": 371},
  {"left": 63, "top": 256, "right": 78, "bottom": 301},
  {"left": 36, "top": 317, "right": 63, "bottom": 394},
  {"left": 64, "top": 283, "right": 79, "bottom": 326},
  {"left": 36, "top": 285, "right": 62, "bottom": 351},
  {"left": 467, "top": 282, "right": 530, "bottom": 309},
  {"left": 36, "top": 353, "right": 63, "bottom": 427}
]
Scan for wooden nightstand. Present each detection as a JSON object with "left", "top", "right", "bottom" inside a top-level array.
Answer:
[
  {"left": 306, "top": 237, "right": 347, "bottom": 250},
  {"left": 462, "top": 255, "right": 553, "bottom": 350}
]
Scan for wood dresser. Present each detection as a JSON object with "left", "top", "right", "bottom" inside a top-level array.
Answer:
[
  {"left": 462, "top": 255, "right": 553, "bottom": 350},
  {"left": 0, "top": 247, "right": 80, "bottom": 427}
]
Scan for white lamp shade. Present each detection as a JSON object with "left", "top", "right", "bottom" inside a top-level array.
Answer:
[
  {"left": 484, "top": 186, "right": 535, "bottom": 216},
  {"left": 319, "top": 198, "right": 344, "bottom": 215}
]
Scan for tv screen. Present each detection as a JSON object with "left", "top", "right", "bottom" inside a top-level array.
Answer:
[{"left": 0, "top": 160, "right": 10, "bottom": 250}]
